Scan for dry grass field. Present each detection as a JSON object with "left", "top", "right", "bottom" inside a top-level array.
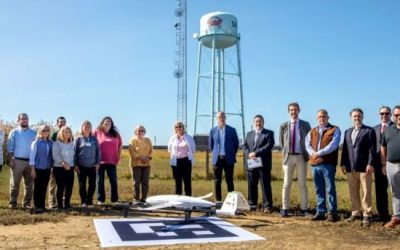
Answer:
[
  {"left": 0, "top": 149, "right": 353, "bottom": 210},
  {"left": 0, "top": 149, "right": 399, "bottom": 249}
]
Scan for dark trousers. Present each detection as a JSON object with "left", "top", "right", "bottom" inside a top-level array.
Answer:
[
  {"left": 214, "top": 158, "right": 235, "bottom": 201},
  {"left": 97, "top": 164, "right": 118, "bottom": 202},
  {"left": 33, "top": 168, "right": 51, "bottom": 209},
  {"left": 78, "top": 166, "right": 97, "bottom": 205},
  {"left": 132, "top": 167, "right": 150, "bottom": 201},
  {"left": 53, "top": 167, "right": 74, "bottom": 208},
  {"left": 171, "top": 157, "right": 192, "bottom": 196},
  {"left": 375, "top": 165, "right": 389, "bottom": 218},
  {"left": 247, "top": 167, "right": 272, "bottom": 209}
]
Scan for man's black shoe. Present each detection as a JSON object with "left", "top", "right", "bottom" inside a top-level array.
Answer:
[
  {"left": 373, "top": 214, "right": 391, "bottom": 222},
  {"left": 300, "top": 209, "right": 312, "bottom": 217},
  {"left": 280, "top": 209, "right": 289, "bottom": 217}
]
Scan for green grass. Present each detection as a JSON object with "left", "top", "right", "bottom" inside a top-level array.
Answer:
[{"left": 0, "top": 149, "right": 389, "bottom": 217}]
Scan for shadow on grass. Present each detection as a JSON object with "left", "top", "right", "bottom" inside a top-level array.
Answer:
[{"left": 0, "top": 207, "right": 67, "bottom": 226}]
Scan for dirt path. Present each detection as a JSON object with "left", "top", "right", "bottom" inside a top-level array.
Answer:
[{"left": 1, "top": 213, "right": 399, "bottom": 249}]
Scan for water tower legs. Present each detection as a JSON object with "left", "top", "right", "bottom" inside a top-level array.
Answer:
[{"left": 193, "top": 38, "right": 245, "bottom": 141}]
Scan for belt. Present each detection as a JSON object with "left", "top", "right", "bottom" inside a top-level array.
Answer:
[
  {"left": 389, "top": 160, "right": 400, "bottom": 164},
  {"left": 218, "top": 155, "right": 226, "bottom": 159},
  {"left": 289, "top": 153, "right": 301, "bottom": 155},
  {"left": 14, "top": 157, "right": 29, "bottom": 161}
]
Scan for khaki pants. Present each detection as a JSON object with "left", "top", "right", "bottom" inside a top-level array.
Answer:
[
  {"left": 282, "top": 154, "right": 308, "bottom": 210},
  {"left": 347, "top": 171, "right": 373, "bottom": 217},
  {"left": 9, "top": 159, "right": 33, "bottom": 207},
  {"left": 48, "top": 168, "right": 57, "bottom": 207}
]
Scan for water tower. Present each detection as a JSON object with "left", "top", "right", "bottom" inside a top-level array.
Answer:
[{"left": 193, "top": 11, "right": 245, "bottom": 140}]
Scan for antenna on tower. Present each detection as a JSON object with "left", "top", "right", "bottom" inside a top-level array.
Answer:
[{"left": 174, "top": 0, "right": 187, "bottom": 127}]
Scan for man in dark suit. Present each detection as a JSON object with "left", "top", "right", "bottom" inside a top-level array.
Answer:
[
  {"left": 279, "top": 102, "right": 311, "bottom": 217},
  {"left": 243, "top": 115, "right": 275, "bottom": 213},
  {"left": 373, "top": 106, "right": 393, "bottom": 222},
  {"left": 381, "top": 105, "right": 400, "bottom": 228},
  {"left": 341, "top": 108, "right": 377, "bottom": 227},
  {"left": 209, "top": 111, "right": 239, "bottom": 202}
]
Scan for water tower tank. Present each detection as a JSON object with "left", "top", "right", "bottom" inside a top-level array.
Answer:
[{"left": 198, "top": 11, "right": 239, "bottom": 49}]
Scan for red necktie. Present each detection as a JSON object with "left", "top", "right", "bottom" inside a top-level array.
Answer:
[{"left": 291, "top": 122, "right": 296, "bottom": 153}]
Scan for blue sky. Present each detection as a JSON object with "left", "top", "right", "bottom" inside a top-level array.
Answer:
[{"left": 0, "top": 0, "right": 399, "bottom": 145}]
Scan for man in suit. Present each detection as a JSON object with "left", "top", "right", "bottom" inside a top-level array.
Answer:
[
  {"left": 341, "top": 108, "right": 377, "bottom": 227},
  {"left": 373, "top": 106, "right": 393, "bottom": 222},
  {"left": 279, "top": 102, "right": 311, "bottom": 217},
  {"left": 305, "top": 109, "right": 341, "bottom": 222},
  {"left": 209, "top": 111, "right": 239, "bottom": 203},
  {"left": 381, "top": 105, "right": 400, "bottom": 228},
  {"left": 243, "top": 115, "right": 275, "bottom": 213}
]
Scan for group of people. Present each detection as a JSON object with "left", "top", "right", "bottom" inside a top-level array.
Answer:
[
  {"left": 246, "top": 103, "right": 400, "bottom": 229},
  {"left": 1, "top": 104, "right": 400, "bottom": 230},
  {"left": 4, "top": 114, "right": 122, "bottom": 212},
  {"left": 168, "top": 105, "right": 400, "bottom": 230}
]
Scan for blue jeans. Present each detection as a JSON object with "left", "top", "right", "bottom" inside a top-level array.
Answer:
[
  {"left": 311, "top": 163, "right": 337, "bottom": 214},
  {"left": 97, "top": 164, "right": 118, "bottom": 202}
]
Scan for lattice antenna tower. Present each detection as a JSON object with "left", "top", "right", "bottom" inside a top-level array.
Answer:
[{"left": 174, "top": 0, "right": 187, "bottom": 127}]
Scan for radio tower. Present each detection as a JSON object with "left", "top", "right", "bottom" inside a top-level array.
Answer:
[{"left": 174, "top": 0, "right": 187, "bottom": 127}]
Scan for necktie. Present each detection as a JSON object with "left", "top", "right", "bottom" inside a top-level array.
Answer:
[
  {"left": 291, "top": 122, "right": 296, "bottom": 153},
  {"left": 381, "top": 124, "right": 387, "bottom": 133},
  {"left": 254, "top": 131, "right": 260, "bottom": 145}
]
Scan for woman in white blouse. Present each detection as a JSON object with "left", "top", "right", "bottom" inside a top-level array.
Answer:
[
  {"left": 52, "top": 126, "right": 75, "bottom": 209},
  {"left": 167, "top": 122, "right": 196, "bottom": 196}
]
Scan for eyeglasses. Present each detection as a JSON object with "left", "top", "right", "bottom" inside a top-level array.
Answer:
[
  {"left": 138, "top": 130, "right": 145, "bottom": 132},
  {"left": 42, "top": 130, "right": 50, "bottom": 132},
  {"left": 394, "top": 114, "right": 400, "bottom": 118},
  {"left": 175, "top": 125, "right": 182, "bottom": 129},
  {"left": 380, "top": 112, "right": 390, "bottom": 116}
]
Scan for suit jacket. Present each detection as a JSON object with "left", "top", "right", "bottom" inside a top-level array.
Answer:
[
  {"left": 340, "top": 124, "right": 377, "bottom": 172},
  {"left": 373, "top": 121, "right": 394, "bottom": 153},
  {"left": 243, "top": 128, "right": 275, "bottom": 171},
  {"left": 279, "top": 119, "right": 311, "bottom": 164},
  {"left": 209, "top": 125, "right": 239, "bottom": 166},
  {"left": 373, "top": 121, "right": 394, "bottom": 167}
]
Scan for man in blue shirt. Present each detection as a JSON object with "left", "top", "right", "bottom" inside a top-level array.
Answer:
[
  {"left": 305, "top": 109, "right": 341, "bottom": 222},
  {"left": 7, "top": 113, "right": 36, "bottom": 208},
  {"left": 209, "top": 111, "right": 239, "bottom": 203}
]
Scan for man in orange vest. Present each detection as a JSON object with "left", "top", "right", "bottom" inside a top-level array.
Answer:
[{"left": 305, "top": 109, "right": 341, "bottom": 222}]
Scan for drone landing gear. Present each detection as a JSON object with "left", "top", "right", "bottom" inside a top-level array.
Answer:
[{"left": 184, "top": 211, "right": 192, "bottom": 224}]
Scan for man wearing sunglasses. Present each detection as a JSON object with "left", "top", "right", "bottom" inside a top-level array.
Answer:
[
  {"left": 373, "top": 106, "right": 393, "bottom": 222},
  {"left": 381, "top": 105, "right": 400, "bottom": 228}
]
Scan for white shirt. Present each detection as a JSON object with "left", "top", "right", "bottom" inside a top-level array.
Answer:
[
  {"left": 218, "top": 126, "right": 226, "bottom": 156},
  {"left": 168, "top": 134, "right": 196, "bottom": 166}
]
